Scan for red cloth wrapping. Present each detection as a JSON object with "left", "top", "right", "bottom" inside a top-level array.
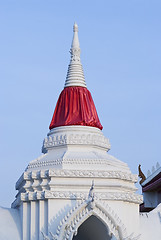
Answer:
[{"left": 49, "top": 86, "right": 103, "bottom": 130}]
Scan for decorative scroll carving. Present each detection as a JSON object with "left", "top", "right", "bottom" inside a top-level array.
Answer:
[
  {"left": 44, "top": 191, "right": 142, "bottom": 204},
  {"left": 50, "top": 232, "right": 58, "bottom": 240},
  {"left": 52, "top": 198, "right": 127, "bottom": 240},
  {"left": 12, "top": 189, "right": 143, "bottom": 209},
  {"left": 16, "top": 169, "right": 138, "bottom": 192},
  {"left": 48, "top": 169, "right": 138, "bottom": 182},
  {"left": 13, "top": 168, "right": 140, "bottom": 208},
  {"left": 41, "top": 232, "right": 50, "bottom": 240},
  {"left": 42, "top": 132, "right": 110, "bottom": 152}
]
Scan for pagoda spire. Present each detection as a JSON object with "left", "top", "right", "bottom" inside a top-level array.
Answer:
[
  {"left": 64, "top": 23, "right": 87, "bottom": 88},
  {"left": 49, "top": 23, "right": 103, "bottom": 131}
]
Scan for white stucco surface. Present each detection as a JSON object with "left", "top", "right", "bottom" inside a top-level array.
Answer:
[
  {"left": 0, "top": 207, "right": 21, "bottom": 240},
  {"left": 140, "top": 203, "right": 161, "bottom": 240}
]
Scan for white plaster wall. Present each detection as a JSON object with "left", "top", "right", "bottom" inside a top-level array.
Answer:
[
  {"left": 0, "top": 207, "right": 21, "bottom": 240},
  {"left": 48, "top": 199, "right": 75, "bottom": 234},
  {"left": 103, "top": 200, "right": 140, "bottom": 237},
  {"left": 140, "top": 204, "right": 161, "bottom": 240}
]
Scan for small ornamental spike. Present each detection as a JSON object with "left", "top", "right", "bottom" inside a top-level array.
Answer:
[
  {"left": 71, "top": 23, "right": 80, "bottom": 49},
  {"left": 88, "top": 180, "right": 95, "bottom": 201},
  {"left": 64, "top": 23, "right": 87, "bottom": 88},
  {"left": 88, "top": 180, "right": 95, "bottom": 209}
]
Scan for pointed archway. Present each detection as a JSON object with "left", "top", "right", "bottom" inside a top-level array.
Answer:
[
  {"left": 72, "top": 215, "right": 116, "bottom": 240},
  {"left": 54, "top": 198, "right": 128, "bottom": 240}
]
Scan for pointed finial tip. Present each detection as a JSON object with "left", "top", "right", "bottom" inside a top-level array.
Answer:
[{"left": 73, "top": 22, "right": 78, "bottom": 32}]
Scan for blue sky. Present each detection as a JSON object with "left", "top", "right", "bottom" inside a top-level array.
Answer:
[{"left": 0, "top": 0, "right": 161, "bottom": 207}]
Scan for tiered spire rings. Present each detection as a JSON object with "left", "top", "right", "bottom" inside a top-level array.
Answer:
[{"left": 64, "top": 23, "right": 87, "bottom": 88}]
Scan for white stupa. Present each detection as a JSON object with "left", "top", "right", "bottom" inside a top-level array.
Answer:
[{"left": 0, "top": 23, "right": 161, "bottom": 240}]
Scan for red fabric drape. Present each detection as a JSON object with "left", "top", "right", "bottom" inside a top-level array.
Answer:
[{"left": 49, "top": 86, "right": 103, "bottom": 130}]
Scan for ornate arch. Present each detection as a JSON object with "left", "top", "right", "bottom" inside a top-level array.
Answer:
[
  {"left": 55, "top": 198, "right": 127, "bottom": 240},
  {"left": 42, "top": 197, "right": 141, "bottom": 240},
  {"left": 41, "top": 184, "right": 141, "bottom": 240}
]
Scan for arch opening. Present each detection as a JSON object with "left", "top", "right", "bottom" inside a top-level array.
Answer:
[{"left": 72, "top": 215, "right": 117, "bottom": 240}]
